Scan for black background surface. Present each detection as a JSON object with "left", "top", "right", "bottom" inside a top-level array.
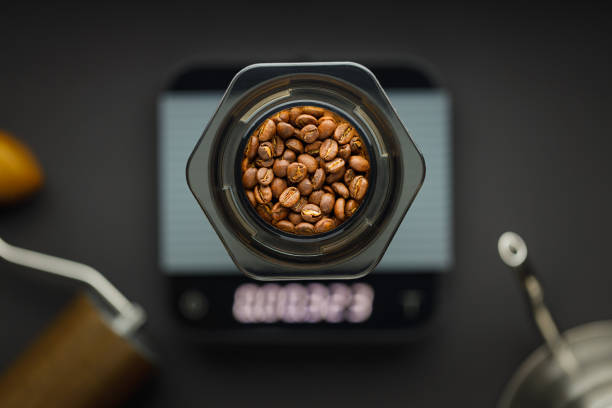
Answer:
[{"left": 1, "top": 2, "right": 612, "bottom": 407}]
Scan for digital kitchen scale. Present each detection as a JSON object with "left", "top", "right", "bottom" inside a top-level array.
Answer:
[{"left": 158, "top": 63, "right": 453, "bottom": 341}]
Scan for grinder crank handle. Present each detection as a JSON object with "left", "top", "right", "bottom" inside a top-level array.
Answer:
[{"left": 0, "top": 237, "right": 154, "bottom": 408}]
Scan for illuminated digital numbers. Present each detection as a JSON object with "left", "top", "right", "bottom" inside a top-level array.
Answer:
[{"left": 233, "top": 282, "right": 374, "bottom": 324}]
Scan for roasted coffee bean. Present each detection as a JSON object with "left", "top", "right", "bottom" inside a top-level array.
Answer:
[
  {"left": 303, "top": 106, "right": 324, "bottom": 117},
  {"left": 241, "top": 157, "right": 251, "bottom": 173},
  {"left": 331, "top": 182, "right": 349, "bottom": 199},
  {"left": 291, "top": 197, "right": 308, "bottom": 213},
  {"left": 279, "top": 187, "right": 300, "bottom": 207},
  {"left": 276, "top": 220, "right": 295, "bottom": 233},
  {"left": 288, "top": 212, "right": 303, "bottom": 225},
  {"left": 344, "top": 168, "right": 356, "bottom": 184},
  {"left": 257, "top": 167, "right": 274, "bottom": 186},
  {"left": 274, "top": 136, "right": 285, "bottom": 157},
  {"left": 270, "top": 178, "right": 288, "bottom": 198},
  {"left": 318, "top": 117, "right": 337, "bottom": 139},
  {"left": 258, "top": 142, "right": 274, "bottom": 160},
  {"left": 271, "top": 202, "right": 289, "bottom": 222},
  {"left": 315, "top": 156, "right": 325, "bottom": 169},
  {"left": 295, "top": 222, "right": 315, "bottom": 235},
  {"left": 295, "top": 114, "right": 317, "bottom": 128},
  {"left": 246, "top": 190, "right": 256, "bottom": 206},
  {"left": 289, "top": 107, "right": 303, "bottom": 125},
  {"left": 256, "top": 204, "right": 273, "bottom": 222},
  {"left": 246, "top": 135, "right": 259, "bottom": 160},
  {"left": 254, "top": 185, "right": 272, "bottom": 204},
  {"left": 278, "top": 110, "right": 290, "bottom": 122},
  {"left": 297, "top": 177, "right": 313, "bottom": 196},
  {"left": 334, "top": 123, "right": 355, "bottom": 144},
  {"left": 305, "top": 141, "right": 322, "bottom": 155},
  {"left": 314, "top": 217, "right": 335, "bottom": 233},
  {"left": 282, "top": 149, "right": 296, "bottom": 162},
  {"left": 349, "top": 175, "right": 368, "bottom": 200},
  {"left": 301, "top": 204, "right": 322, "bottom": 223},
  {"left": 320, "top": 138, "right": 338, "bottom": 161},
  {"left": 285, "top": 138, "right": 304, "bottom": 154},
  {"left": 255, "top": 157, "right": 274, "bottom": 167},
  {"left": 242, "top": 167, "right": 258, "bottom": 188},
  {"left": 349, "top": 155, "right": 370, "bottom": 172},
  {"left": 326, "top": 169, "right": 345, "bottom": 183},
  {"left": 325, "top": 157, "right": 345, "bottom": 173},
  {"left": 257, "top": 119, "right": 276, "bottom": 142},
  {"left": 345, "top": 199, "right": 359, "bottom": 217},
  {"left": 287, "top": 162, "right": 307, "bottom": 183},
  {"left": 350, "top": 137, "right": 364, "bottom": 153},
  {"left": 297, "top": 154, "right": 318, "bottom": 173},
  {"left": 277, "top": 122, "right": 295, "bottom": 139},
  {"left": 273, "top": 159, "right": 289, "bottom": 177},
  {"left": 334, "top": 197, "right": 346, "bottom": 221},
  {"left": 338, "top": 144, "right": 352, "bottom": 161},
  {"left": 300, "top": 124, "right": 319, "bottom": 143},
  {"left": 323, "top": 185, "right": 335, "bottom": 195},
  {"left": 311, "top": 168, "right": 325, "bottom": 190},
  {"left": 309, "top": 189, "right": 324, "bottom": 205},
  {"left": 320, "top": 193, "right": 335, "bottom": 214}
]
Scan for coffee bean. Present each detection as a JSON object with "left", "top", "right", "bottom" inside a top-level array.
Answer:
[
  {"left": 242, "top": 167, "right": 258, "bottom": 188},
  {"left": 291, "top": 197, "right": 308, "bottom": 213},
  {"left": 289, "top": 107, "right": 303, "bottom": 125},
  {"left": 276, "top": 220, "right": 295, "bottom": 233},
  {"left": 258, "top": 142, "right": 274, "bottom": 160},
  {"left": 323, "top": 185, "right": 334, "bottom": 195},
  {"left": 246, "top": 135, "right": 259, "bottom": 160},
  {"left": 349, "top": 175, "right": 368, "bottom": 200},
  {"left": 255, "top": 157, "right": 274, "bottom": 167},
  {"left": 325, "top": 157, "right": 345, "bottom": 174},
  {"left": 297, "top": 177, "right": 313, "bottom": 196},
  {"left": 331, "top": 182, "right": 349, "bottom": 199},
  {"left": 300, "top": 124, "right": 319, "bottom": 143},
  {"left": 308, "top": 190, "right": 324, "bottom": 205},
  {"left": 279, "top": 187, "right": 300, "bottom": 207},
  {"left": 311, "top": 168, "right": 325, "bottom": 190},
  {"left": 282, "top": 149, "right": 296, "bottom": 162},
  {"left": 305, "top": 141, "right": 322, "bottom": 155},
  {"left": 273, "top": 136, "right": 285, "bottom": 157},
  {"left": 295, "top": 222, "right": 315, "bottom": 235},
  {"left": 277, "top": 122, "right": 295, "bottom": 139},
  {"left": 301, "top": 204, "right": 322, "bottom": 222},
  {"left": 287, "top": 162, "right": 307, "bottom": 183},
  {"left": 241, "top": 157, "right": 251, "bottom": 173},
  {"left": 271, "top": 202, "right": 289, "bottom": 222},
  {"left": 326, "top": 169, "right": 345, "bottom": 183},
  {"left": 339, "top": 144, "right": 352, "bottom": 161},
  {"left": 295, "top": 114, "right": 317, "bottom": 128},
  {"left": 246, "top": 190, "right": 256, "bottom": 206},
  {"left": 273, "top": 159, "right": 289, "bottom": 177},
  {"left": 318, "top": 118, "right": 337, "bottom": 139},
  {"left": 297, "top": 154, "right": 318, "bottom": 173},
  {"left": 288, "top": 212, "right": 303, "bottom": 225},
  {"left": 256, "top": 204, "right": 273, "bottom": 222},
  {"left": 334, "top": 123, "right": 355, "bottom": 144},
  {"left": 257, "top": 119, "right": 276, "bottom": 142},
  {"left": 278, "top": 110, "right": 290, "bottom": 122},
  {"left": 345, "top": 199, "right": 359, "bottom": 217},
  {"left": 303, "top": 106, "right": 324, "bottom": 117},
  {"left": 270, "top": 177, "right": 288, "bottom": 198},
  {"left": 285, "top": 138, "right": 304, "bottom": 154},
  {"left": 344, "top": 168, "right": 356, "bottom": 184},
  {"left": 320, "top": 193, "right": 335, "bottom": 214},
  {"left": 314, "top": 217, "right": 335, "bottom": 233},
  {"left": 257, "top": 167, "right": 274, "bottom": 186},
  {"left": 349, "top": 155, "right": 370, "bottom": 172},
  {"left": 334, "top": 197, "right": 346, "bottom": 221},
  {"left": 350, "top": 137, "right": 364, "bottom": 153},
  {"left": 320, "top": 138, "right": 338, "bottom": 161},
  {"left": 254, "top": 185, "right": 272, "bottom": 204}
]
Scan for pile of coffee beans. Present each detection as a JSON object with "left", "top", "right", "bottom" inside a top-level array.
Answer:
[{"left": 241, "top": 106, "right": 370, "bottom": 235}]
